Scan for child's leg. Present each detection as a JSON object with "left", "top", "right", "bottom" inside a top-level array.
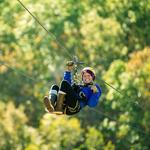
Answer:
[
  {"left": 57, "top": 80, "right": 80, "bottom": 114},
  {"left": 55, "top": 80, "right": 73, "bottom": 112},
  {"left": 49, "top": 85, "right": 59, "bottom": 105},
  {"left": 44, "top": 84, "right": 59, "bottom": 113}
]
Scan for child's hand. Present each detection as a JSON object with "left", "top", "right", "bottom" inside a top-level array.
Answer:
[
  {"left": 66, "top": 61, "right": 74, "bottom": 72},
  {"left": 91, "top": 85, "right": 98, "bottom": 93}
]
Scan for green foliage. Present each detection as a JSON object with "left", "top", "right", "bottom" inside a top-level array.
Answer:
[
  {"left": 0, "top": 101, "right": 29, "bottom": 150},
  {"left": 38, "top": 115, "right": 83, "bottom": 149},
  {"left": 84, "top": 127, "right": 104, "bottom": 149},
  {"left": 0, "top": 0, "right": 150, "bottom": 149},
  {"left": 103, "top": 48, "right": 150, "bottom": 149}
]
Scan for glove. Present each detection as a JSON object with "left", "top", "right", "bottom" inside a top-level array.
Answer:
[
  {"left": 79, "top": 91, "right": 87, "bottom": 101},
  {"left": 66, "top": 61, "right": 74, "bottom": 72},
  {"left": 90, "top": 85, "right": 98, "bottom": 93},
  {"left": 66, "top": 61, "right": 74, "bottom": 66}
]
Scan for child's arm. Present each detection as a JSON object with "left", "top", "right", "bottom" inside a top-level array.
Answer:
[{"left": 63, "top": 61, "right": 74, "bottom": 84}]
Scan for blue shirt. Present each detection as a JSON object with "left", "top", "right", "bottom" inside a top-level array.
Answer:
[{"left": 63, "top": 71, "right": 102, "bottom": 109}]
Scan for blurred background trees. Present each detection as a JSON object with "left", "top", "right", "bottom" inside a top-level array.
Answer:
[{"left": 0, "top": 0, "right": 149, "bottom": 149}]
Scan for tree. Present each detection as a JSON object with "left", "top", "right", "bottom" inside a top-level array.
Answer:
[
  {"left": 103, "top": 48, "right": 150, "bottom": 149},
  {"left": 0, "top": 101, "right": 29, "bottom": 150}
]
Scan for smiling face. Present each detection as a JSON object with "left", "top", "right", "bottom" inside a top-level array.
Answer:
[{"left": 82, "top": 72, "right": 93, "bottom": 84}]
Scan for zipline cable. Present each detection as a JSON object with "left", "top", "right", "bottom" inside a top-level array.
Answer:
[{"left": 15, "top": 0, "right": 148, "bottom": 135}]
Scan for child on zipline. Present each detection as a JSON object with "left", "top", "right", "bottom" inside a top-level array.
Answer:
[{"left": 43, "top": 61, "right": 102, "bottom": 115}]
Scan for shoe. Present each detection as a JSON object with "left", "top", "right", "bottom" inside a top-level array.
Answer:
[{"left": 43, "top": 96, "right": 54, "bottom": 113}]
